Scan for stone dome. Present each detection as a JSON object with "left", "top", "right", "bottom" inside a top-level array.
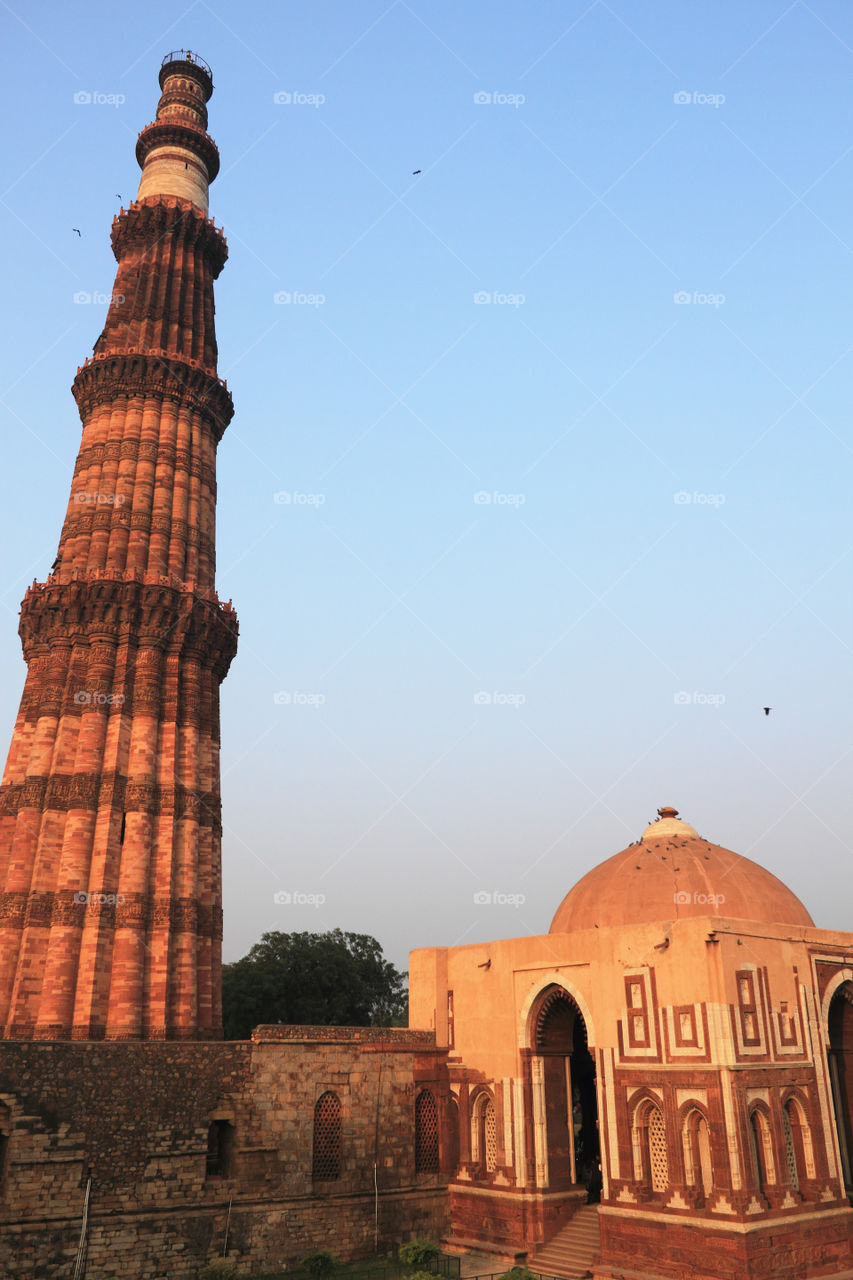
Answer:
[{"left": 549, "top": 806, "right": 814, "bottom": 932}]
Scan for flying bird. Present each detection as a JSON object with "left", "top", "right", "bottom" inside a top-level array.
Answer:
[
  {"left": 763, "top": 707, "right": 772, "bottom": 716},
  {"left": 72, "top": 228, "right": 81, "bottom": 236},
  {"left": 412, "top": 169, "right": 421, "bottom": 175}
]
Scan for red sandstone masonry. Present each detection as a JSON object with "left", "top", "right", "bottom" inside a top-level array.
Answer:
[
  {"left": 0, "top": 1032, "right": 449, "bottom": 1278},
  {"left": 0, "top": 56, "right": 237, "bottom": 1042}
]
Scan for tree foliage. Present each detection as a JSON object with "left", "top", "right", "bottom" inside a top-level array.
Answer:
[{"left": 221, "top": 929, "right": 408, "bottom": 1040}]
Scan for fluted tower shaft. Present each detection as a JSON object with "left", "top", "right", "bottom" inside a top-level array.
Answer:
[{"left": 0, "top": 53, "right": 238, "bottom": 1041}]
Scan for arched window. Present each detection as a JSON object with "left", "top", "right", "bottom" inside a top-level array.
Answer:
[
  {"left": 784, "top": 1097, "right": 815, "bottom": 1189},
  {"left": 682, "top": 1109, "right": 713, "bottom": 1199},
  {"left": 749, "top": 1107, "right": 775, "bottom": 1196},
  {"left": 471, "top": 1092, "right": 497, "bottom": 1175},
  {"left": 206, "top": 1119, "right": 235, "bottom": 1179},
  {"left": 312, "top": 1092, "right": 342, "bottom": 1181},
  {"left": 632, "top": 1100, "right": 668, "bottom": 1193},
  {"left": 648, "top": 1106, "right": 668, "bottom": 1192},
  {"left": 415, "top": 1089, "right": 439, "bottom": 1174}
]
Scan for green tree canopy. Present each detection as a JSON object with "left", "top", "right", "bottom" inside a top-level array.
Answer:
[{"left": 221, "top": 929, "right": 408, "bottom": 1040}]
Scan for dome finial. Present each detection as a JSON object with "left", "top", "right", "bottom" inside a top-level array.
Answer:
[{"left": 658, "top": 805, "right": 679, "bottom": 820}]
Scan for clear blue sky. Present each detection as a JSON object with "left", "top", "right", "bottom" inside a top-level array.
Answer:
[{"left": 1, "top": 1, "right": 851, "bottom": 973}]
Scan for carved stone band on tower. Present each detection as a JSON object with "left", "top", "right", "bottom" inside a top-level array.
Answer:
[{"left": 0, "top": 54, "right": 238, "bottom": 1042}]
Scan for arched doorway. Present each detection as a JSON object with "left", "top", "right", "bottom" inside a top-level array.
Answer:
[
  {"left": 828, "top": 981, "right": 853, "bottom": 1195},
  {"left": 533, "top": 986, "right": 598, "bottom": 1188}
]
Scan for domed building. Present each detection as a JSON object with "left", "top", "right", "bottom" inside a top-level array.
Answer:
[{"left": 410, "top": 807, "right": 853, "bottom": 1280}]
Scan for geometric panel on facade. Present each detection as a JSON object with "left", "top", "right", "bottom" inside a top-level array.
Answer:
[
  {"left": 415, "top": 1088, "right": 440, "bottom": 1173},
  {"left": 648, "top": 1107, "right": 668, "bottom": 1192},
  {"left": 312, "top": 1091, "right": 342, "bottom": 1181}
]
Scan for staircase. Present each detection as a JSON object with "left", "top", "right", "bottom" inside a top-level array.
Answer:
[{"left": 529, "top": 1204, "right": 601, "bottom": 1279}]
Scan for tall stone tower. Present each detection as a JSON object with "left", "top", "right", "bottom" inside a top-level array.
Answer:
[{"left": 0, "top": 52, "right": 237, "bottom": 1041}]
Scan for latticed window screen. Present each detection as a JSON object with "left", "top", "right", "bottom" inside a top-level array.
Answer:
[
  {"left": 648, "top": 1107, "right": 668, "bottom": 1192},
  {"left": 415, "top": 1089, "right": 440, "bottom": 1173},
  {"left": 783, "top": 1107, "right": 799, "bottom": 1190},
  {"left": 312, "top": 1091, "right": 342, "bottom": 1181},
  {"left": 484, "top": 1098, "right": 497, "bottom": 1173}
]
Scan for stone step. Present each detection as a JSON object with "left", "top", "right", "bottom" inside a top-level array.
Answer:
[{"left": 529, "top": 1205, "right": 600, "bottom": 1280}]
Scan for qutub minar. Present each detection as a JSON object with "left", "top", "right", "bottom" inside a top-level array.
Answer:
[
  {"left": 0, "top": 50, "right": 852, "bottom": 1280},
  {"left": 0, "top": 51, "right": 237, "bottom": 1042}
]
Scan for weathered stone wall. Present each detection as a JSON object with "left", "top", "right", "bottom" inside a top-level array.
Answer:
[{"left": 0, "top": 1028, "right": 449, "bottom": 1278}]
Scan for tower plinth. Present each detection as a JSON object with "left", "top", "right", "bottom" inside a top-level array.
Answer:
[{"left": 0, "top": 54, "right": 237, "bottom": 1041}]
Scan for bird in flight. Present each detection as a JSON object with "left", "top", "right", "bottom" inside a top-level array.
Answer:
[
  {"left": 763, "top": 707, "right": 772, "bottom": 716},
  {"left": 115, "top": 193, "right": 122, "bottom": 200},
  {"left": 72, "top": 228, "right": 81, "bottom": 236},
  {"left": 412, "top": 169, "right": 421, "bottom": 175}
]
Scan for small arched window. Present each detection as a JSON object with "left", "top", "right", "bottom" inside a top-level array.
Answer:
[
  {"left": 415, "top": 1089, "right": 439, "bottom": 1174},
  {"left": 647, "top": 1106, "right": 668, "bottom": 1192},
  {"left": 682, "top": 1108, "right": 713, "bottom": 1199},
  {"left": 749, "top": 1107, "right": 775, "bottom": 1195},
  {"left": 471, "top": 1092, "right": 497, "bottom": 1175},
  {"left": 313, "top": 1091, "right": 342, "bottom": 1181}
]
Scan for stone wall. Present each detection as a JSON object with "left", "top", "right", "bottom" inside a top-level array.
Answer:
[{"left": 0, "top": 1028, "right": 449, "bottom": 1278}]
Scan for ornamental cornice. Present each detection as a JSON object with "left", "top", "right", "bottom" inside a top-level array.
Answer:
[
  {"left": 19, "top": 574, "right": 238, "bottom": 678},
  {"left": 111, "top": 196, "right": 227, "bottom": 275},
  {"left": 135, "top": 119, "right": 220, "bottom": 182},
  {"left": 72, "top": 350, "right": 233, "bottom": 440}
]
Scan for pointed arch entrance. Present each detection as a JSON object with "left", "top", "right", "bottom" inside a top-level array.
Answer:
[
  {"left": 828, "top": 980, "right": 853, "bottom": 1194},
  {"left": 531, "top": 985, "right": 599, "bottom": 1188}
]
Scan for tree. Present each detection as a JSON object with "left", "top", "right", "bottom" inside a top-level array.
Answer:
[{"left": 221, "top": 929, "right": 408, "bottom": 1040}]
